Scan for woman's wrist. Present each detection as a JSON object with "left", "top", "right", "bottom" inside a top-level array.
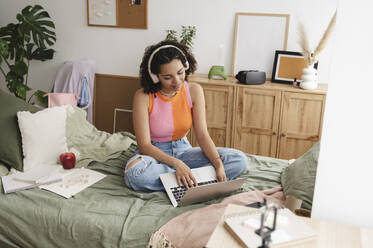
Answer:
[
  {"left": 171, "top": 158, "right": 184, "bottom": 169},
  {"left": 210, "top": 156, "right": 223, "bottom": 168}
]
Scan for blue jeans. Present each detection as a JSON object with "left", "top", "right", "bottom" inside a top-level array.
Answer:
[{"left": 124, "top": 137, "right": 247, "bottom": 191}]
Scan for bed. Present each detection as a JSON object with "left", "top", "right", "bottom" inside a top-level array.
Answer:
[
  {"left": 0, "top": 150, "right": 288, "bottom": 247},
  {"left": 0, "top": 90, "right": 301, "bottom": 248}
]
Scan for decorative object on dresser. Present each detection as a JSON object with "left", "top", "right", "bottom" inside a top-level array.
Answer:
[
  {"left": 188, "top": 74, "right": 327, "bottom": 160},
  {"left": 271, "top": 50, "right": 318, "bottom": 85},
  {"left": 232, "top": 13, "right": 290, "bottom": 79},
  {"left": 298, "top": 11, "right": 337, "bottom": 90},
  {"left": 208, "top": 44, "right": 227, "bottom": 80},
  {"left": 208, "top": 65, "right": 227, "bottom": 80},
  {"left": 235, "top": 70, "right": 266, "bottom": 85},
  {"left": 300, "top": 65, "right": 319, "bottom": 90}
]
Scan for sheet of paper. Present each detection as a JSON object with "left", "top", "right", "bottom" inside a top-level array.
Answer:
[
  {"left": 14, "top": 164, "right": 61, "bottom": 183},
  {"left": 39, "top": 167, "right": 106, "bottom": 198},
  {"left": 1, "top": 166, "right": 63, "bottom": 194}
]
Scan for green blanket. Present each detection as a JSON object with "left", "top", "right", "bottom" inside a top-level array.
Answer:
[
  {"left": 0, "top": 106, "right": 288, "bottom": 248},
  {"left": 0, "top": 148, "right": 288, "bottom": 248},
  {"left": 66, "top": 106, "right": 136, "bottom": 168}
]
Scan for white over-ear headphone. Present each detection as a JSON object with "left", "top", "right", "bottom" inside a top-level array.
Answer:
[{"left": 147, "top": 45, "right": 190, "bottom": 83}]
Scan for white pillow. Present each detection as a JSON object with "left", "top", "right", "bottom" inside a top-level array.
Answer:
[{"left": 17, "top": 105, "right": 68, "bottom": 171}]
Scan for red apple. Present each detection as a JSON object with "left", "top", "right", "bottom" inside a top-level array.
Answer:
[{"left": 60, "top": 152, "right": 76, "bottom": 169}]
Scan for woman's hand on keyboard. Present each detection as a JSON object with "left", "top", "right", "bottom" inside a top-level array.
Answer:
[
  {"left": 216, "top": 166, "right": 227, "bottom": 182},
  {"left": 175, "top": 162, "right": 197, "bottom": 189}
]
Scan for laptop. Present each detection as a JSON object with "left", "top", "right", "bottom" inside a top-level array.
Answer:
[{"left": 160, "top": 166, "right": 246, "bottom": 207}]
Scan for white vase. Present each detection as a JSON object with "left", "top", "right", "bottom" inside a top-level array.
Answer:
[{"left": 300, "top": 65, "right": 318, "bottom": 90}]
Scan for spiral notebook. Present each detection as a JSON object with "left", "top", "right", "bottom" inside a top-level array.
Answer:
[{"left": 223, "top": 206, "right": 316, "bottom": 248}]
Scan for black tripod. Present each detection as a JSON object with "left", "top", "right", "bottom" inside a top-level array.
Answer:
[{"left": 255, "top": 198, "right": 278, "bottom": 248}]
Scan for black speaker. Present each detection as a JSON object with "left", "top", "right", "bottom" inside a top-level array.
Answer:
[{"left": 235, "top": 70, "right": 266, "bottom": 85}]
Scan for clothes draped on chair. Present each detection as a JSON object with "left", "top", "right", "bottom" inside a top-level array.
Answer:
[
  {"left": 77, "top": 76, "right": 91, "bottom": 108},
  {"left": 44, "top": 93, "right": 79, "bottom": 108},
  {"left": 53, "top": 59, "right": 96, "bottom": 123}
]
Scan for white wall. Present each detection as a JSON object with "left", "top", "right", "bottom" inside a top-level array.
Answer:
[
  {"left": 0, "top": 0, "right": 337, "bottom": 94},
  {"left": 312, "top": 0, "right": 373, "bottom": 228}
]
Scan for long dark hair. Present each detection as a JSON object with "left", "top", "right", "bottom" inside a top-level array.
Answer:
[{"left": 139, "top": 40, "right": 197, "bottom": 93}]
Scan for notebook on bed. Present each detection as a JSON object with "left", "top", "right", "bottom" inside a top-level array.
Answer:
[{"left": 160, "top": 166, "right": 246, "bottom": 207}]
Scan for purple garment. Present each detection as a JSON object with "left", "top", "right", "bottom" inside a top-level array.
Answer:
[{"left": 53, "top": 59, "right": 96, "bottom": 123}]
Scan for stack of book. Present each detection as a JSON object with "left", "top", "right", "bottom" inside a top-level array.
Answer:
[{"left": 206, "top": 204, "right": 316, "bottom": 248}]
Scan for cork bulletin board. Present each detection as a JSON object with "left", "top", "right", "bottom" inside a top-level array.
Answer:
[{"left": 87, "top": 0, "right": 147, "bottom": 29}]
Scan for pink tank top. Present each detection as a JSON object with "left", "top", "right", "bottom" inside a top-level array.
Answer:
[{"left": 148, "top": 82, "right": 193, "bottom": 142}]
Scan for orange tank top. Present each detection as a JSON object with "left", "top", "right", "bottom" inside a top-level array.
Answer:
[{"left": 148, "top": 82, "right": 193, "bottom": 142}]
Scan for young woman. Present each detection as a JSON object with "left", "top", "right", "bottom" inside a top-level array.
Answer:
[{"left": 124, "top": 40, "right": 247, "bottom": 191}]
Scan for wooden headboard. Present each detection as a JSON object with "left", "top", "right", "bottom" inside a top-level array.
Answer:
[{"left": 93, "top": 73, "right": 141, "bottom": 134}]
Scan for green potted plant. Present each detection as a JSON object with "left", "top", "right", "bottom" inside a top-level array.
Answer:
[
  {"left": 165, "top": 25, "right": 196, "bottom": 48},
  {"left": 0, "top": 4, "right": 56, "bottom": 104}
]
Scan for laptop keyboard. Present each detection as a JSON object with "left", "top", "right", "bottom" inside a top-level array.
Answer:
[{"left": 170, "top": 180, "right": 218, "bottom": 203}]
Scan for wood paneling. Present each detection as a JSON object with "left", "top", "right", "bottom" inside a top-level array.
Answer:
[
  {"left": 113, "top": 109, "right": 134, "bottom": 134},
  {"left": 93, "top": 74, "right": 141, "bottom": 133}
]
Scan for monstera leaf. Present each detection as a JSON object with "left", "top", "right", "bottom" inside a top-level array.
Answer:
[
  {"left": 0, "top": 39, "right": 8, "bottom": 58},
  {"left": 17, "top": 5, "right": 56, "bottom": 49},
  {"left": 0, "top": 5, "right": 56, "bottom": 103},
  {"left": 33, "top": 90, "right": 48, "bottom": 105},
  {"left": 5, "top": 70, "right": 30, "bottom": 100}
]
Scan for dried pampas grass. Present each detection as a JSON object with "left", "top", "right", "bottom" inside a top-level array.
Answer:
[{"left": 298, "top": 11, "right": 337, "bottom": 66}]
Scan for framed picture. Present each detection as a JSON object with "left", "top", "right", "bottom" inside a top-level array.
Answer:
[
  {"left": 87, "top": 0, "right": 117, "bottom": 26},
  {"left": 87, "top": 0, "right": 147, "bottom": 29},
  {"left": 232, "top": 13, "right": 290, "bottom": 79},
  {"left": 271, "top": 50, "right": 318, "bottom": 84}
]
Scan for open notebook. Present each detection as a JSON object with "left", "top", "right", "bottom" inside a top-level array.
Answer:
[
  {"left": 1, "top": 164, "right": 105, "bottom": 198},
  {"left": 1, "top": 164, "right": 62, "bottom": 193}
]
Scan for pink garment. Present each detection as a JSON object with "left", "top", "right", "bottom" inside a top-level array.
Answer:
[
  {"left": 148, "top": 187, "right": 285, "bottom": 248},
  {"left": 149, "top": 82, "right": 193, "bottom": 142},
  {"left": 53, "top": 59, "right": 96, "bottom": 123},
  {"left": 45, "top": 93, "right": 79, "bottom": 108}
]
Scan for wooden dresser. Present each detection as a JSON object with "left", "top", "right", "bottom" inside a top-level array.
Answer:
[{"left": 188, "top": 74, "right": 327, "bottom": 160}]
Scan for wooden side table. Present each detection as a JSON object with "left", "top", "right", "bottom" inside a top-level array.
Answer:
[{"left": 206, "top": 204, "right": 373, "bottom": 248}]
